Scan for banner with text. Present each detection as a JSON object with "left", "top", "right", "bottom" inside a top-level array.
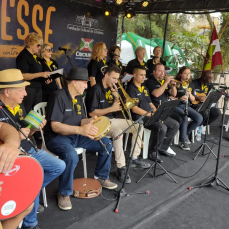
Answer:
[{"left": 0, "top": 0, "right": 117, "bottom": 73}]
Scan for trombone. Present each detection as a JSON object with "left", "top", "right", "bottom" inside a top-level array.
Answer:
[
  {"left": 116, "top": 81, "right": 144, "bottom": 149},
  {"left": 171, "top": 79, "right": 189, "bottom": 89}
]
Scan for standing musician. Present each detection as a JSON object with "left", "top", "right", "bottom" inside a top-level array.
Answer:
[
  {"left": 44, "top": 68, "right": 117, "bottom": 211},
  {"left": 192, "top": 70, "right": 221, "bottom": 126},
  {"left": 16, "top": 33, "right": 51, "bottom": 113},
  {"left": 39, "top": 44, "right": 62, "bottom": 102},
  {"left": 0, "top": 69, "right": 65, "bottom": 229},
  {"left": 87, "top": 42, "right": 108, "bottom": 88},
  {"left": 107, "top": 45, "right": 123, "bottom": 72},
  {"left": 85, "top": 64, "right": 150, "bottom": 184},
  {"left": 125, "top": 46, "right": 148, "bottom": 75},
  {"left": 173, "top": 66, "right": 203, "bottom": 150},
  {"left": 147, "top": 46, "right": 166, "bottom": 72},
  {"left": 0, "top": 122, "right": 34, "bottom": 229},
  {"left": 126, "top": 65, "right": 179, "bottom": 162}
]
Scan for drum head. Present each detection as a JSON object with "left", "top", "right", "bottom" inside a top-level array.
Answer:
[
  {"left": 0, "top": 156, "right": 43, "bottom": 220},
  {"left": 92, "top": 116, "right": 110, "bottom": 139}
]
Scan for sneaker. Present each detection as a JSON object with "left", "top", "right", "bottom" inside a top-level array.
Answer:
[
  {"left": 37, "top": 204, "right": 44, "bottom": 213},
  {"left": 22, "top": 225, "right": 40, "bottom": 229},
  {"left": 148, "top": 152, "right": 163, "bottom": 163},
  {"left": 97, "top": 178, "right": 118, "bottom": 189},
  {"left": 116, "top": 166, "right": 131, "bottom": 183},
  {"left": 57, "top": 192, "right": 72, "bottom": 210},
  {"left": 186, "top": 135, "right": 191, "bottom": 144},
  {"left": 180, "top": 142, "right": 190, "bottom": 151},
  {"left": 166, "top": 147, "right": 176, "bottom": 156},
  {"left": 131, "top": 158, "right": 150, "bottom": 168}
]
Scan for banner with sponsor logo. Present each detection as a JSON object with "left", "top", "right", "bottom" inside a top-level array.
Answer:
[{"left": 0, "top": 0, "right": 117, "bottom": 73}]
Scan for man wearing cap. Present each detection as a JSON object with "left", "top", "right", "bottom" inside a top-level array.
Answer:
[
  {"left": 44, "top": 67, "right": 117, "bottom": 211},
  {"left": 0, "top": 69, "right": 66, "bottom": 229}
]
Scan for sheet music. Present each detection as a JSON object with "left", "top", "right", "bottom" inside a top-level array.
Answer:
[
  {"left": 49, "top": 68, "right": 64, "bottom": 75},
  {"left": 122, "top": 74, "right": 133, "bottom": 82}
]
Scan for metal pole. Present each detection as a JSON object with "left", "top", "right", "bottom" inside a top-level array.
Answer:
[{"left": 162, "top": 13, "right": 169, "bottom": 60}]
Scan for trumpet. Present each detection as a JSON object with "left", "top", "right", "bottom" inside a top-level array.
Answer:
[
  {"left": 170, "top": 79, "right": 189, "bottom": 89},
  {"left": 116, "top": 81, "right": 144, "bottom": 149}
]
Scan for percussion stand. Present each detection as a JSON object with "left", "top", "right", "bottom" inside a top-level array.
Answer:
[
  {"left": 137, "top": 100, "right": 181, "bottom": 184},
  {"left": 106, "top": 109, "right": 154, "bottom": 213},
  {"left": 189, "top": 90, "right": 229, "bottom": 191},
  {"left": 193, "top": 90, "right": 222, "bottom": 160},
  {"left": 0, "top": 102, "right": 38, "bottom": 152}
]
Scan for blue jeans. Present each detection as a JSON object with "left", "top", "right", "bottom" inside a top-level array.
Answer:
[
  {"left": 23, "top": 148, "right": 66, "bottom": 228},
  {"left": 174, "top": 104, "right": 203, "bottom": 142},
  {"left": 46, "top": 135, "right": 112, "bottom": 196}
]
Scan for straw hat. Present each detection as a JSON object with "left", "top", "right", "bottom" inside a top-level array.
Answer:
[{"left": 0, "top": 69, "right": 30, "bottom": 88}]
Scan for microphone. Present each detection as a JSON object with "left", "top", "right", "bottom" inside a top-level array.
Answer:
[
  {"left": 58, "top": 47, "right": 71, "bottom": 52},
  {"left": 207, "top": 83, "right": 220, "bottom": 86},
  {"left": 111, "top": 53, "right": 120, "bottom": 57},
  {"left": 150, "top": 55, "right": 159, "bottom": 59},
  {"left": 219, "top": 85, "right": 229, "bottom": 89}
]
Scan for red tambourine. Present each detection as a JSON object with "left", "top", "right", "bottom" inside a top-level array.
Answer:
[{"left": 0, "top": 156, "right": 43, "bottom": 220}]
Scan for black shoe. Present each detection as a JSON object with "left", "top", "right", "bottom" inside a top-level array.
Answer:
[
  {"left": 37, "top": 204, "right": 44, "bottom": 213},
  {"left": 131, "top": 158, "right": 151, "bottom": 168},
  {"left": 148, "top": 152, "right": 163, "bottom": 163},
  {"left": 116, "top": 166, "right": 131, "bottom": 184},
  {"left": 22, "top": 224, "right": 41, "bottom": 229}
]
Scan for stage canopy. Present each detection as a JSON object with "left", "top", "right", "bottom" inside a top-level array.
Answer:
[{"left": 72, "top": 0, "right": 229, "bottom": 14}]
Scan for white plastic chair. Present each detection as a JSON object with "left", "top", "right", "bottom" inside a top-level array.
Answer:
[{"left": 33, "top": 102, "right": 88, "bottom": 208}]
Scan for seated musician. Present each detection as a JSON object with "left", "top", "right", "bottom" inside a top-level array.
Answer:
[
  {"left": 147, "top": 46, "right": 166, "bottom": 72},
  {"left": 44, "top": 68, "right": 117, "bottom": 211},
  {"left": 125, "top": 46, "right": 148, "bottom": 75},
  {"left": 0, "top": 122, "right": 33, "bottom": 229},
  {"left": 145, "top": 63, "right": 182, "bottom": 155},
  {"left": 192, "top": 70, "right": 221, "bottom": 127},
  {"left": 85, "top": 64, "right": 150, "bottom": 184},
  {"left": 0, "top": 69, "right": 65, "bottom": 229},
  {"left": 173, "top": 66, "right": 203, "bottom": 150},
  {"left": 126, "top": 65, "right": 179, "bottom": 162}
]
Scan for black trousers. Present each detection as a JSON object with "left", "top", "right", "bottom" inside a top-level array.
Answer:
[
  {"left": 23, "top": 87, "right": 42, "bottom": 113},
  {"left": 144, "top": 116, "right": 179, "bottom": 152},
  {"left": 170, "top": 111, "right": 182, "bottom": 125},
  {"left": 192, "top": 104, "right": 221, "bottom": 126}
]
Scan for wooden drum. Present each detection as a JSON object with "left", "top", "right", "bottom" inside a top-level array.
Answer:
[{"left": 92, "top": 116, "right": 111, "bottom": 141}]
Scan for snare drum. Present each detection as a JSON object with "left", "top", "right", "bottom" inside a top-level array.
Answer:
[{"left": 92, "top": 116, "right": 111, "bottom": 141}]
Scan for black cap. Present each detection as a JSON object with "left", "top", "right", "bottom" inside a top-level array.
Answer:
[{"left": 66, "top": 67, "right": 90, "bottom": 81}]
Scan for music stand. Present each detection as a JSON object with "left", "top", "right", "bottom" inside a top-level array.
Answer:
[
  {"left": 189, "top": 90, "right": 229, "bottom": 191},
  {"left": 137, "top": 100, "right": 180, "bottom": 184},
  {"left": 193, "top": 90, "right": 222, "bottom": 160}
]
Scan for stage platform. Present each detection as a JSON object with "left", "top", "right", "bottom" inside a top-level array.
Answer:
[{"left": 37, "top": 117, "right": 229, "bottom": 229}]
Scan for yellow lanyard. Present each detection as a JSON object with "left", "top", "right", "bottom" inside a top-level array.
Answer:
[
  {"left": 202, "top": 84, "right": 207, "bottom": 91},
  {"left": 138, "top": 86, "right": 145, "bottom": 93},
  {"left": 72, "top": 99, "right": 78, "bottom": 109},
  {"left": 5, "top": 104, "right": 20, "bottom": 116},
  {"left": 46, "top": 60, "right": 53, "bottom": 67},
  {"left": 33, "top": 55, "right": 37, "bottom": 62},
  {"left": 158, "top": 79, "right": 165, "bottom": 86}
]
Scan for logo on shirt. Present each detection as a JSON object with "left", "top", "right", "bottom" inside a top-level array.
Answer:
[
  {"left": 188, "top": 87, "right": 192, "bottom": 92},
  {"left": 105, "top": 90, "right": 114, "bottom": 103},
  {"left": 76, "top": 104, "right": 81, "bottom": 115},
  {"left": 204, "top": 88, "right": 208, "bottom": 94},
  {"left": 144, "top": 90, "right": 149, "bottom": 97},
  {"left": 80, "top": 38, "right": 94, "bottom": 52},
  {"left": 18, "top": 108, "right": 24, "bottom": 121}
]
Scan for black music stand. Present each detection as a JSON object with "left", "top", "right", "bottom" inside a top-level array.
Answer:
[
  {"left": 193, "top": 90, "right": 222, "bottom": 160},
  {"left": 189, "top": 90, "right": 229, "bottom": 191},
  {"left": 137, "top": 100, "right": 180, "bottom": 184},
  {"left": 112, "top": 109, "right": 153, "bottom": 213}
]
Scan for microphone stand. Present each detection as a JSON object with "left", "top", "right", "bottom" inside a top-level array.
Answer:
[
  {"left": 112, "top": 109, "right": 153, "bottom": 213},
  {"left": 63, "top": 50, "right": 75, "bottom": 68},
  {"left": 0, "top": 103, "right": 38, "bottom": 152},
  {"left": 189, "top": 90, "right": 229, "bottom": 191}
]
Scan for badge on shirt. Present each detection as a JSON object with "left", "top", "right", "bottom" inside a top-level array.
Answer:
[
  {"left": 204, "top": 88, "right": 208, "bottom": 94},
  {"left": 76, "top": 104, "right": 81, "bottom": 115},
  {"left": 188, "top": 87, "right": 192, "bottom": 92},
  {"left": 144, "top": 90, "right": 149, "bottom": 97},
  {"left": 18, "top": 108, "right": 24, "bottom": 121},
  {"left": 105, "top": 90, "right": 114, "bottom": 103}
]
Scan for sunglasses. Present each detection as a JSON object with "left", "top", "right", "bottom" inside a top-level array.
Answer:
[
  {"left": 46, "top": 48, "right": 53, "bottom": 52},
  {"left": 37, "top": 44, "right": 41, "bottom": 48}
]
